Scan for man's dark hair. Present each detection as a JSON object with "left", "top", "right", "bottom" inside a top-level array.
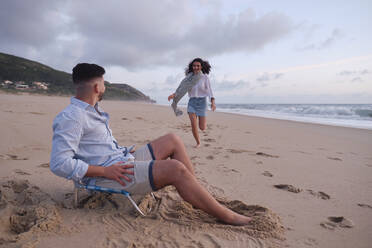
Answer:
[{"left": 72, "top": 63, "right": 105, "bottom": 84}]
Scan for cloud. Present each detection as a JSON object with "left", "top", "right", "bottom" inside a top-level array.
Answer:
[
  {"left": 0, "top": 0, "right": 294, "bottom": 71},
  {"left": 351, "top": 77, "right": 363, "bottom": 82},
  {"left": 256, "top": 72, "right": 283, "bottom": 82},
  {"left": 338, "top": 69, "right": 370, "bottom": 76},
  {"left": 299, "top": 28, "right": 343, "bottom": 51},
  {"left": 213, "top": 78, "right": 248, "bottom": 91},
  {"left": 339, "top": 70, "right": 355, "bottom": 76},
  {"left": 337, "top": 69, "right": 367, "bottom": 84},
  {"left": 0, "top": 1, "right": 67, "bottom": 48},
  {"left": 319, "top": 29, "right": 342, "bottom": 49}
]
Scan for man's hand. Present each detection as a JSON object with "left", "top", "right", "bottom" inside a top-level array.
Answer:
[
  {"left": 128, "top": 145, "right": 136, "bottom": 153},
  {"left": 103, "top": 162, "right": 134, "bottom": 187}
]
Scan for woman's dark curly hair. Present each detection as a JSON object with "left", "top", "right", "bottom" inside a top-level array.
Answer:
[{"left": 185, "top": 58, "right": 211, "bottom": 75}]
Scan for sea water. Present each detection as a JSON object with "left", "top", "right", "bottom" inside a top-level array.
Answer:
[{"left": 215, "top": 104, "right": 372, "bottom": 130}]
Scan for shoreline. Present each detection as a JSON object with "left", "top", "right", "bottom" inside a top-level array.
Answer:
[
  {"left": 154, "top": 103, "right": 372, "bottom": 130},
  {"left": 157, "top": 102, "right": 372, "bottom": 131},
  {"left": 3, "top": 89, "right": 371, "bottom": 130}
]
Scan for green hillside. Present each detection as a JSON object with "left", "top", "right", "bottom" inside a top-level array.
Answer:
[{"left": 0, "top": 52, "right": 154, "bottom": 102}]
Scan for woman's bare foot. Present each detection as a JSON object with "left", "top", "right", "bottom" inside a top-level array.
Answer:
[{"left": 195, "top": 143, "right": 201, "bottom": 148}]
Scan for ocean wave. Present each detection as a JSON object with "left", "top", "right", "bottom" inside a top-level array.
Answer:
[{"left": 217, "top": 104, "right": 372, "bottom": 120}]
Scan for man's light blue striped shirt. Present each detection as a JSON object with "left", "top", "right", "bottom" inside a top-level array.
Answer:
[{"left": 50, "top": 97, "right": 133, "bottom": 181}]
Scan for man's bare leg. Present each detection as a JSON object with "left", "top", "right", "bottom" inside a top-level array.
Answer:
[
  {"left": 150, "top": 133, "right": 195, "bottom": 175},
  {"left": 152, "top": 159, "right": 252, "bottom": 226}
]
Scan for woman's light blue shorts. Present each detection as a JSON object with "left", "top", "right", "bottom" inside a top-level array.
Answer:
[{"left": 187, "top": 97, "right": 207, "bottom": 116}]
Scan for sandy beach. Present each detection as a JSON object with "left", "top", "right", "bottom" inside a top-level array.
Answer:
[{"left": 0, "top": 92, "right": 371, "bottom": 248}]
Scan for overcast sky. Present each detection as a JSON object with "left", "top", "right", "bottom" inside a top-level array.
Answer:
[{"left": 1, "top": 0, "right": 371, "bottom": 103}]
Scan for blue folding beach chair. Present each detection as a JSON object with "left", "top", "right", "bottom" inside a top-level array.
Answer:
[
  {"left": 73, "top": 145, "right": 152, "bottom": 216},
  {"left": 73, "top": 181, "right": 147, "bottom": 216}
]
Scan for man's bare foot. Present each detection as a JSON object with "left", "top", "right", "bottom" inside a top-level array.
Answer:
[
  {"left": 222, "top": 212, "right": 252, "bottom": 226},
  {"left": 231, "top": 214, "right": 252, "bottom": 226}
]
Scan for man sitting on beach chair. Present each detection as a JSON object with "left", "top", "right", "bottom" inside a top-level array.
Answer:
[{"left": 50, "top": 63, "right": 251, "bottom": 226}]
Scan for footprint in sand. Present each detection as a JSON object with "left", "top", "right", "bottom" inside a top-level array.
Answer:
[
  {"left": 14, "top": 169, "right": 31, "bottom": 176},
  {"left": 190, "top": 156, "right": 199, "bottom": 161},
  {"left": 274, "top": 184, "right": 302, "bottom": 193},
  {"left": 259, "top": 146, "right": 272, "bottom": 150},
  {"left": 218, "top": 164, "right": 239, "bottom": 174},
  {"left": 320, "top": 216, "right": 354, "bottom": 230},
  {"left": 357, "top": 203, "right": 372, "bottom": 209},
  {"left": 292, "top": 150, "right": 311, "bottom": 155},
  {"left": 216, "top": 124, "right": 227, "bottom": 130},
  {"left": 255, "top": 160, "right": 263, "bottom": 165},
  {"left": 204, "top": 143, "right": 211, "bottom": 147},
  {"left": 176, "top": 124, "right": 190, "bottom": 131},
  {"left": 0, "top": 154, "right": 28, "bottom": 160},
  {"left": 304, "top": 237, "right": 318, "bottom": 246},
  {"left": 256, "top": 152, "right": 279, "bottom": 158},
  {"left": 327, "top": 157, "right": 342, "bottom": 161},
  {"left": 226, "top": 149, "right": 251, "bottom": 154},
  {"left": 365, "top": 164, "right": 372, "bottom": 168},
  {"left": 38, "top": 163, "right": 50, "bottom": 168},
  {"left": 206, "top": 155, "right": 214, "bottom": 160},
  {"left": 28, "top": 112, "right": 45, "bottom": 115},
  {"left": 203, "top": 138, "right": 216, "bottom": 143},
  {"left": 306, "top": 190, "right": 330, "bottom": 200},
  {"left": 262, "top": 171, "right": 273, "bottom": 177},
  {"left": 212, "top": 150, "right": 220, "bottom": 155}
]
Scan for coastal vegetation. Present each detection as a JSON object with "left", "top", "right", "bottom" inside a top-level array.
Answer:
[{"left": 0, "top": 52, "right": 154, "bottom": 102}]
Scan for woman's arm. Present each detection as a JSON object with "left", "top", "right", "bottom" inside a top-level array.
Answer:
[
  {"left": 168, "top": 93, "right": 175, "bottom": 101},
  {"left": 168, "top": 73, "right": 193, "bottom": 101},
  {"left": 206, "top": 76, "right": 216, "bottom": 111},
  {"left": 211, "top": 97, "right": 216, "bottom": 111}
]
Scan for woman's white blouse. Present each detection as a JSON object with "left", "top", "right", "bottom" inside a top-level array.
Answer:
[{"left": 188, "top": 74, "right": 214, "bottom": 99}]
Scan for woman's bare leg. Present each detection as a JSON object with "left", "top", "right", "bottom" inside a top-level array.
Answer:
[
  {"left": 188, "top": 113, "right": 200, "bottom": 147},
  {"left": 152, "top": 160, "right": 252, "bottom": 226},
  {"left": 150, "top": 133, "right": 195, "bottom": 175},
  {"left": 198, "top": 116, "right": 206, "bottom": 131}
]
